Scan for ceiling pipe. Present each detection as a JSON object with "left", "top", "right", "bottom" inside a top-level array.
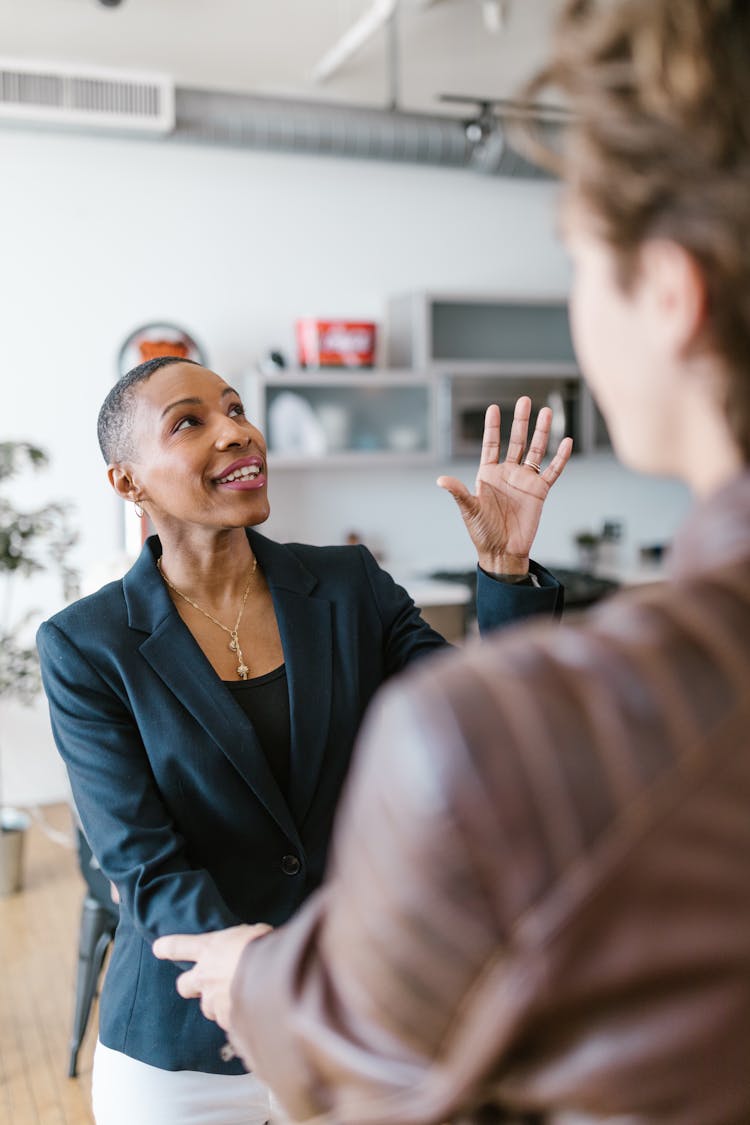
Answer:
[
  {"left": 172, "top": 86, "right": 551, "bottom": 179},
  {"left": 0, "top": 55, "right": 552, "bottom": 178}
]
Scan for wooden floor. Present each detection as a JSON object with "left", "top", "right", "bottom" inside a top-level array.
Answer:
[{"left": 0, "top": 804, "right": 96, "bottom": 1125}]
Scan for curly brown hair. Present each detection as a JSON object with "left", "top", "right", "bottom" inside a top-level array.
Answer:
[{"left": 524, "top": 0, "right": 750, "bottom": 460}]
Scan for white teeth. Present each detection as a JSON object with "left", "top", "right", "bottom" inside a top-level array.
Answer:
[{"left": 218, "top": 464, "right": 261, "bottom": 484}]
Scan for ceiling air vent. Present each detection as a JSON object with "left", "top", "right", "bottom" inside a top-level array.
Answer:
[{"left": 0, "top": 59, "right": 175, "bottom": 134}]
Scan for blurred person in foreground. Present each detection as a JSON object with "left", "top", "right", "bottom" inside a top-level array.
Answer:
[{"left": 154, "top": 0, "right": 750, "bottom": 1121}]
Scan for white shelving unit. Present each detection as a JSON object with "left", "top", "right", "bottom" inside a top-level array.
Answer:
[
  {"left": 386, "top": 291, "right": 579, "bottom": 368},
  {"left": 243, "top": 293, "right": 612, "bottom": 469},
  {"left": 243, "top": 368, "right": 437, "bottom": 469},
  {"left": 387, "top": 291, "right": 611, "bottom": 457}
]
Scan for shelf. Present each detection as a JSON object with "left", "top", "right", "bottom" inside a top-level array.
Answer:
[
  {"left": 243, "top": 293, "right": 610, "bottom": 465},
  {"left": 429, "top": 360, "right": 580, "bottom": 378},
  {"left": 266, "top": 450, "right": 436, "bottom": 470},
  {"left": 244, "top": 371, "right": 435, "bottom": 463},
  {"left": 257, "top": 368, "right": 425, "bottom": 386}
]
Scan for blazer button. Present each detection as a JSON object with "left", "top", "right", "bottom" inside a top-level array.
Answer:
[{"left": 281, "top": 854, "right": 301, "bottom": 876}]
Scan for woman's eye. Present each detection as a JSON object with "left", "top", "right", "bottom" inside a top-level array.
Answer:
[
  {"left": 229, "top": 402, "right": 246, "bottom": 418},
  {"left": 173, "top": 416, "right": 200, "bottom": 432}
]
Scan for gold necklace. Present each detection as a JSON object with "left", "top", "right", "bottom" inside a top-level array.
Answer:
[{"left": 157, "top": 555, "right": 258, "bottom": 680}]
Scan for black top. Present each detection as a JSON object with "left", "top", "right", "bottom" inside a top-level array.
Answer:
[{"left": 224, "top": 665, "right": 291, "bottom": 799}]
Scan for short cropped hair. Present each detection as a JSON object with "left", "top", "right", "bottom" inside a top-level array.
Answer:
[
  {"left": 524, "top": 0, "right": 750, "bottom": 460},
  {"left": 97, "top": 356, "right": 199, "bottom": 464}
]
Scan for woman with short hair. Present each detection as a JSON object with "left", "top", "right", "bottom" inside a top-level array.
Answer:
[{"left": 38, "top": 354, "right": 569, "bottom": 1125}]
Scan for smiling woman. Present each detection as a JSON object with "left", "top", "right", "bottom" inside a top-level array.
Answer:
[{"left": 35, "top": 355, "right": 569, "bottom": 1125}]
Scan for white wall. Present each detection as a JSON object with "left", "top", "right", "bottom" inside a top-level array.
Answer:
[
  {"left": 0, "top": 125, "right": 690, "bottom": 806},
  {"left": 264, "top": 455, "right": 689, "bottom": 580},
  {"left": 1, "top": 125, "right": 576, "bottom": 588}
]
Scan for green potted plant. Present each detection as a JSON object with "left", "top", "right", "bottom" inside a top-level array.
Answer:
[{"left": 0, "top": 441, "right": 78, "bottom": 895}]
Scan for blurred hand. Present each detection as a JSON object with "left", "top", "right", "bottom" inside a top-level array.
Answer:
[
  {"left": 438, "top": 397, "right": 573, "bottom": 575},
  {"left": 153, "top": 924, "right": 272, "bottom": 1030}
]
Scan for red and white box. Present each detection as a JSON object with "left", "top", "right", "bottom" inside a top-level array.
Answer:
[{"left": 295, "top": 318, "right": 377, "bottom": 368}]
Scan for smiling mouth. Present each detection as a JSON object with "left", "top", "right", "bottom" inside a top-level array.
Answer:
[{"left": 216, "top": 463, "right": 262, "bottom": 485}]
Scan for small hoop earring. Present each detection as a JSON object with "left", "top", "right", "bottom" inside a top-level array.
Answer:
[{"left": 133, "top": 501, "right": 144, "bottom": 519}]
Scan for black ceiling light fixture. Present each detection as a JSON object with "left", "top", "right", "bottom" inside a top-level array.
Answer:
[
  {"left": 97, "top": 0, "right": 125, "bottom": 7},
  {"left": 462, "top": 99, "right": 506, "bottom": 173},
  {"left": 440, "top": 94, "right": 507, "bottom": 172},
  {"left": 439, "top": 93, "right": 571, "bottom": 174}
]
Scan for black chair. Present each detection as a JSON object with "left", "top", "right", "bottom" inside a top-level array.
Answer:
[{"left": 69, "top": 826, "right": 119, "bottom": 1078}]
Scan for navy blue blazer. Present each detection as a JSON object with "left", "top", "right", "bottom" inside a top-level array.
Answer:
[{"left": 37, "top": 530, "right": 562, "bottom": 1073}]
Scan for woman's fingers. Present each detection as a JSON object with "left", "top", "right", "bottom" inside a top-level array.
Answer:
[
  {"left": 504, "top": 397, "right": 532, "bottom": 464},
  {"left": 541, "top": 436, "right": 574, "bottom": 486},
  {"left": 437, "top": 475, "right": 471, "bottom": 503},
  {"left": 436, "top": 475, "right": 480, "bottom": 524},
  {"left": 523, "top": 405, "right": 553, "bottom": 469},
  {"left": 479, "top": 404, "right": 502, "bottom": 466},
  {"left": 444, "top": 397, "right": 571, "bottom": 487}
]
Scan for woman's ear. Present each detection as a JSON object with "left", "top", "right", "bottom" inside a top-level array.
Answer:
[
  {"left": 108, "top": 464, "right": 144, "bottom": 505},
  {"left": 640, "top": 240, "right": 708, "bottom": 359}
]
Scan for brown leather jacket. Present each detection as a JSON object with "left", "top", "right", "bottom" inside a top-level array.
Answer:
[{"left": 230, "top": 472, "right": 750, "bottom": 1125}]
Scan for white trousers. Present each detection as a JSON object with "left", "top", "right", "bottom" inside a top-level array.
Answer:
[{"left": 92, "top": 1040, "right": 280, "bottom": 1125}]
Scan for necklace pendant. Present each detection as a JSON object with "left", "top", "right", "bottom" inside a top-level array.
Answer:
[
  {"left": 229, "top": 637, "right": 237, "bottom": 653},
  {"left": 237, "top": 663, "right": 249, "bottom": 679}
]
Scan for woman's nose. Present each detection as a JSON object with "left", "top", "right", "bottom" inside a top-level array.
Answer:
[{"left": 214, "top": 416, "right": 249, "bottom": 449}]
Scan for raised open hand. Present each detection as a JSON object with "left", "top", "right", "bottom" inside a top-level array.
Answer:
[{"left": 437, "top": 397, "right": 573, "bottom": 575}]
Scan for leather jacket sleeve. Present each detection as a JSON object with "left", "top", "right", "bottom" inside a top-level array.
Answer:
[
  {"left": 228, "top": 564, "right": 750, "bottom": 1125},
  {"left": 228, "top": 656, "right": 507, "bottom": 1124}
]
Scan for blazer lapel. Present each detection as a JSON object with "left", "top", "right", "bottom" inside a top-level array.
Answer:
[
  {"left": 248, "top": 532, "right": 333, "bottom": 826},
  {"left": 123, "top": 537, "right": 302, "bottom": 848}
]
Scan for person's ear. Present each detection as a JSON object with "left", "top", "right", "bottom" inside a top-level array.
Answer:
[
  {"left": 108, "top": 463, "right": 145, "bottom": 506},
  {"left": 640, "top": 239, "right": 708, "bottom": 359}
]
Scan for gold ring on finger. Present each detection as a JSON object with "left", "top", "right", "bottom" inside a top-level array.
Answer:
[{"left": 524, "top": 459, "right": 542, "bottom": 474}]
